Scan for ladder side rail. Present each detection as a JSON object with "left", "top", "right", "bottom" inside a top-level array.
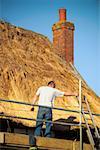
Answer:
[
  {"left": 84, "top": 97, "right": 100, "bottom": 138},
  {"left": 79, "top": 79, "right": 83, "bottom": 150},
  {"left": 82, "top": 111, "right": 95, "bottom": 150},
  {"left": 86, "top": 130, "right": 96, "bottom": 150}
]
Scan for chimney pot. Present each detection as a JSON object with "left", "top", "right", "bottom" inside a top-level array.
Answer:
[{"left": 59, "top": 8, "right": 66, "bottom": 21}]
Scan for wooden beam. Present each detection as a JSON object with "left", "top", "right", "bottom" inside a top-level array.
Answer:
[
  {"left": 0, "top": 132, "right": 92, "bottom": 150},
  {"left": 0, "top": 132, "right": 4, "bottom": 143},
  {"left": 36, "top": 136, "right": 73, "bottom": 149},
  {"left": 0, "top": 132, "right": 29, "bottom": 145},
  {"left": 6, "top": 133, "right": 29, "bottom": 146},
  {"left": 36, "top": 137, "right": 92, "bottom": 150}
]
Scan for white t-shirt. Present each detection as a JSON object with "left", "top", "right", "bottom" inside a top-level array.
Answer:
[{"left": 36, "top": 86, "right": 65, "bottom": 107}]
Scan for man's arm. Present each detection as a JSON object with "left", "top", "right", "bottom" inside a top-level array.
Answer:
[
  {"left": 64, "top": 92, "right": 78, "bottom": 97},
  {"left": 31, "top": 87, "right": 41, "bottom": 111},
  {"left": 55, "top": 89, "right": 78, "bottom": 97},
  {"left": 32, "top": 94, "right": 38, "bottom": 104},
  {"left": 31, "top": 94, "right": 38, "bottom": 111}
]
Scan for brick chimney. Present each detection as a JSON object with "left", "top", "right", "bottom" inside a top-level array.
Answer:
[{"left": 52, "top": 8, "right": 75, "bottom": 64}]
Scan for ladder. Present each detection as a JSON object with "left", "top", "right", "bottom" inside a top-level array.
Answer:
[
  {"left": 82, "top": 96, "right": 100, "bottom": 150},
  {"left": 69, "top": 63, "right": 100, "bottom": 150}
]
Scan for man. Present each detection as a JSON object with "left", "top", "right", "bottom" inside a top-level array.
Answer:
[{"left": 31, "top": 81, "right": 77, "bottom": 138}]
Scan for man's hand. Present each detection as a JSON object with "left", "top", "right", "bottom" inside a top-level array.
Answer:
[
  {"left": 73, "top": 92, "right": 78, "bottom": 97},
  {"left": 31, "top": 107, "right": 34, "bottom": 111}
]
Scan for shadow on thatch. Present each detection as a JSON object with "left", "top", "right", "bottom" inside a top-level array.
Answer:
[{"left": 53, "top": 116, "right": 78, "bottom": 131}]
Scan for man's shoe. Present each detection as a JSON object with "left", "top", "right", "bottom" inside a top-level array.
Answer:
[{"left": 29, "top": 146, "right": 37, "bottom": 150}]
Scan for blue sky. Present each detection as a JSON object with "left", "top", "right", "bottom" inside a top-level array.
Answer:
[{"left": 0, "top": 0, "right": 100, "bottom": 96}]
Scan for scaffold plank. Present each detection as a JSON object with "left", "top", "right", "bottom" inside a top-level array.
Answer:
[{"left": 0, "top": 132, "right": 92, "bottom": 150}]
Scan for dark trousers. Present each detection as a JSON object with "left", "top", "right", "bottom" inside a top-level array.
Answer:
[{"left": 34, "top": 106, "right": 52, "bottom": 137}]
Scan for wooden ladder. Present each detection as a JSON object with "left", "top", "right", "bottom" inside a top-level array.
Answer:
[{"left": 82, "top": 96, "right": 100, "bottom": 150}]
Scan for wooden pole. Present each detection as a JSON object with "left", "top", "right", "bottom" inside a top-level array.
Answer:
[{"left": 79, "top": 79, "right": 83, "bottom": 150}]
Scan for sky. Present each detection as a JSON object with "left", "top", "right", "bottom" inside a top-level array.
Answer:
[{"left": 0, "top": 0, "right": 100, "bottom": 96}]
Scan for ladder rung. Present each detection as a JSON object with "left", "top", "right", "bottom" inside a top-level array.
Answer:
[
  {"left": 85, "top": 118, "right": 92, "bottom": 121},
  {"left": 83, "top": 109, "right": 89, "bottom": 114},
  {"left": 82, "top": 101, "right": 86, "bottom": 103},
  {"left": 82, "top": 111, "right": 88, "bottom": 113}
]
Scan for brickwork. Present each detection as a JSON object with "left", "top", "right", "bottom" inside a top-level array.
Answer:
[{"left": 52, "top": 9, "right": 75, "bottom": 64}]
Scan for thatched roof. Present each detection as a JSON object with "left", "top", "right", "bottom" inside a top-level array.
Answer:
[{"left": 0, "top": 21, "right": 100, "bottom": 128}]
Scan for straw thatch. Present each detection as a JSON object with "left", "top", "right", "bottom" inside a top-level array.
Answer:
[{"left": 0, "top": 21, "right": 100, "bottom": 128}]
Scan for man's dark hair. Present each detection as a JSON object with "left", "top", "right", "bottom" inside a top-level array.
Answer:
[{"left": 48, "top": 81, "right": 55, "bottom": 88}]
